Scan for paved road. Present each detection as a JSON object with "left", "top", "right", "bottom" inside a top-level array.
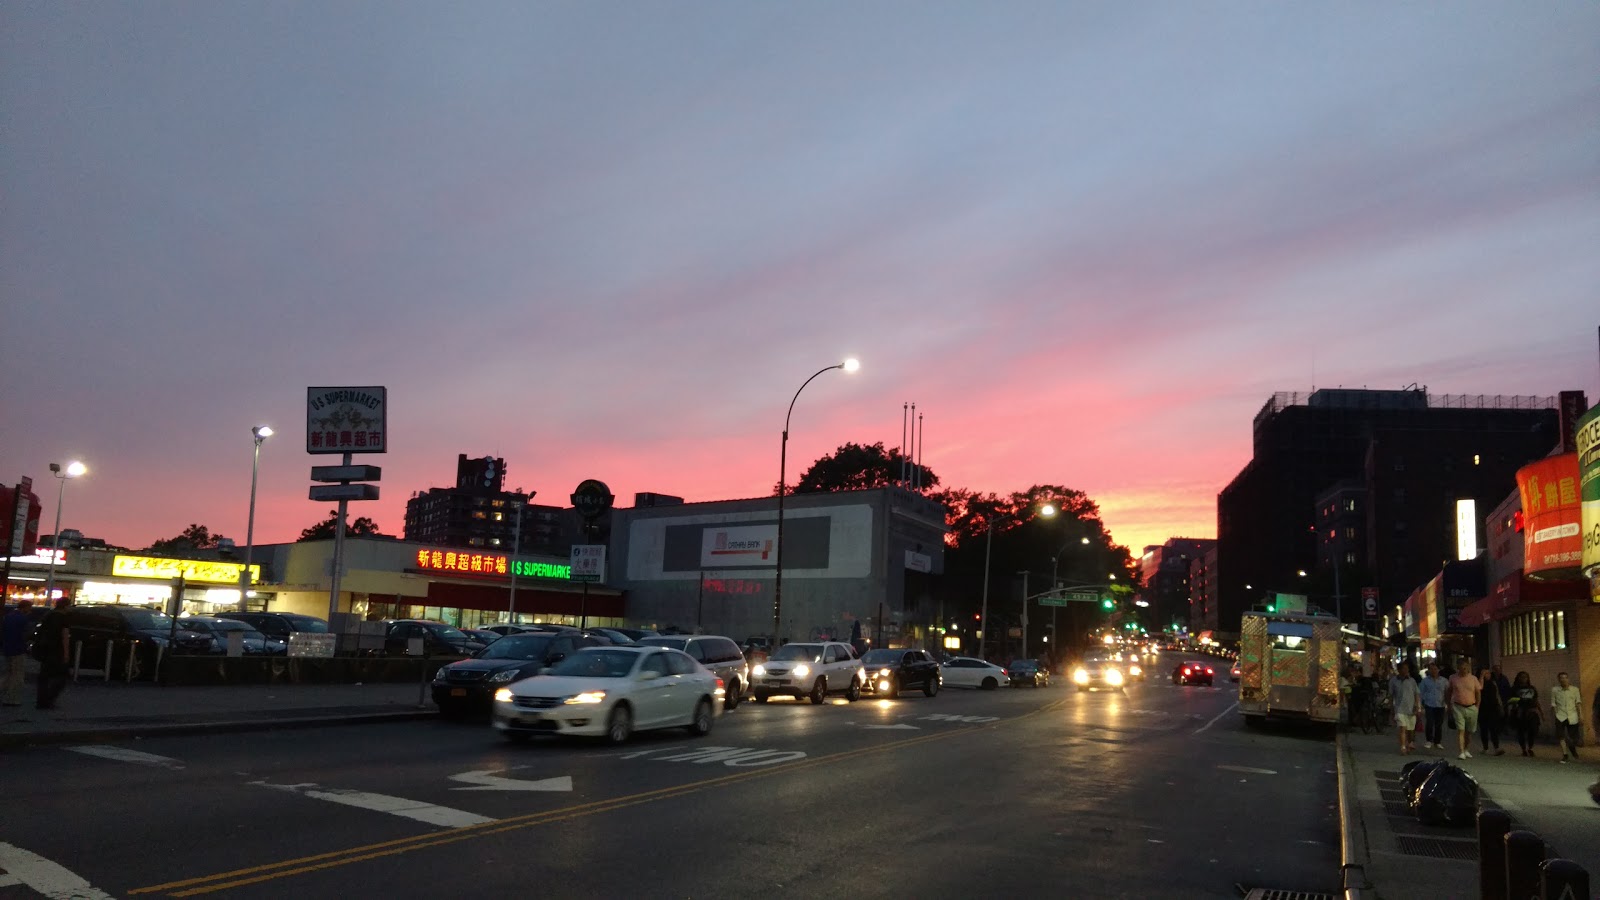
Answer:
[{"left": 0, "top": 655, "right": 1339, "bottom": 899}]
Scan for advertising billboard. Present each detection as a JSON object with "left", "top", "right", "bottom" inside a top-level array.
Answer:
[
  {"left": 1518, "top": 452, "right": 1583, "bottom": 580},
  {"left": 306, "top": 386, "right": 388, "bottom": 455},
  {"left": 1577, "top": 404, "right": 1600, "bottom": 593}
]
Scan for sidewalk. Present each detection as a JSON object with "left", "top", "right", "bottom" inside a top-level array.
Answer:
[
  {"left": 1, "top": 677, "right": 437, "bottom": 749},
  {"left": 1340, "top": 726, "right": 1600, "bottom": 900}
]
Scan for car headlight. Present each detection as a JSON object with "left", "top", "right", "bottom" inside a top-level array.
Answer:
[
  {"left": 494, "top": 688, "right": 514, "bottom": 703},
  {"left": 489, "top": 669, "right": 521, "bottom": 683},
  {"left": 564, "top": 691, "right": 606, "bottom": 705},
  {"left": 1073, "top": 668, "right": 1089, "bottom": 684},
  {"left": 752, "top": 664, "right": 766, "bottom": 676},
  {"left": 1106, "top": 669, "right": 1124, "bottom": 686},
  {"left": 878, "top": 668, "right": 893, "bottom": 677},
  {"left": 432, "top": 667, "right": 450, "bottom": 683},
  {"left": 792, "top": 665, "right": 810, "bottom": 678},
  {"left": 1129, "top": 665, "right": 1142, "bottom": 677}
]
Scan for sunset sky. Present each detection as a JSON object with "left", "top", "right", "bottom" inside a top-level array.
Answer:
[{"left": 3, "top": 3, "right": 1596, "bottom": 558}]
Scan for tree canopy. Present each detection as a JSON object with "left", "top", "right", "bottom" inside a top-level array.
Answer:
[
  {"left": 146, "top": 523, "right": 228, "bottom": 556},
  {"left": 787, "top": 441, "right": 937, "bottom": 494},
  {"left": 297, "top": 510, "right": 388, "bottom": 542}
]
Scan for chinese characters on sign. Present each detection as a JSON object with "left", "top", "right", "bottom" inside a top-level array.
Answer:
[
  {"left": 571, "top": 545, "right": 606, "bottom": 583},
  {"left": 702, "top": 578, "right": 765, "bottom": 595},
  {"left": 306, "top": 387, "right": 388, "bottom": 455},
  {"left": 412, "top": 550, "right": 572, "bottom": 581},
  {"left": 112, "top": 555, "right": 260, "bottom": 585},
  {"left": 1516, "top": 452, "right": 1584, "bottom": 576}
]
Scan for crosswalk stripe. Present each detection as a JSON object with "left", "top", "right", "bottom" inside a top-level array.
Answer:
[
  {"left": 252, "top": 782, "right": 495, "bottom": 828},
  {"left": 0, "top": 842, "right": 116, "bottom": 899},
  {"left": 65, "top": 746, "right": 185, "bottom": 769}
]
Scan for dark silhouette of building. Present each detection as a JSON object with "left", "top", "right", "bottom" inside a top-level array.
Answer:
[
  {"left": 1140, "top": 538, "right": 1216, "bottom": 632},
  {"left": 403, "top": 455, "right": 572, "bottom": 555},
  {"left": 1217, "top": 388, "right": 1560, "bottom": 636}
]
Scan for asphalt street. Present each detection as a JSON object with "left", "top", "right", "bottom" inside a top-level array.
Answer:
[{"left": 0, "top": 653, "right": 1338, "bottom": 900}]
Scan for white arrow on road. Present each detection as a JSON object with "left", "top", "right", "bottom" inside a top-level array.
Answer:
[
  {"left": 860, "top": 724, "right": 920, "bottom": 730},
  {"left": 449, "top": 768, "right": 574, "bottom": 792}
]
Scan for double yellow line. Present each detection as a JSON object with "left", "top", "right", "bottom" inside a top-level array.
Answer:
[{"left": 132, "top": 700, "right": 1061, "bottom": 896}]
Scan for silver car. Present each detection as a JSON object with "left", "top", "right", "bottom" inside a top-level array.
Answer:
[
  {"left": 638, "top": 635, "right": 751, "bottom": 710},
  {"left": 1072, "top": 655, "right": 1128, "bottom": 692}
]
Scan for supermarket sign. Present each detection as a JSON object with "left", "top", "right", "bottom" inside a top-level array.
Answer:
[{"left": 413, "top": 549, "right": 570, "bottom": 581}]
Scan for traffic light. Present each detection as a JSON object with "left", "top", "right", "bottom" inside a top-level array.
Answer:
[
  {"left": 1101, "top": 597, "right": 1114, "bottom": 610},
  {"left": 1264, "top": 600, "right": 1277, "bottom": 613}
]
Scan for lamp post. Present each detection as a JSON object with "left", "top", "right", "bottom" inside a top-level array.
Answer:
[
  {"left": 978, "top": 502, "right": 1056, "bottom": 660},
  {"left": 772, "top": 358, "right": 859, "bottom": 644},
  {"left": 237, "top": 426, "right": 272, "bottom": 613},
  {"left": 42, "top": 460, "right": 87, "bottom": 606},
  {"left": 1049, "top": 535, "right": 1092, "bottom": 663}
]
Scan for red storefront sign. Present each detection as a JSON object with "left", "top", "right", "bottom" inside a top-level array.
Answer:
[{"left": 1517, "top": 453, "right": 1583, "bottom": 578}]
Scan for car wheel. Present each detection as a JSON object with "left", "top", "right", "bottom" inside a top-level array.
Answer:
[
  {"left": 753, "top": 692, "right": 768, "bottom": 703},
  {"left": 809, "top": 677, "right": 827, "bottom": 705},
  {"left": 686, "top": 698, "right": 714, "bottom": 736},
  {"left": 724, "top": 679, "right": 741, "bottom": 711},
  {"left": 981, "top": 677, "right": 998, "bottom": 691},
  {"left": 845, "top": 679, "right": 861, "bottom": 702},
  {"left": 605, "top": 704, "right": 633, "bottom": 744},
  {"left": 503, "top": 731, "right": 531, "bottom": 744},
  {"left": 923, "top": 677, "right": 938, "bottom": 698}
]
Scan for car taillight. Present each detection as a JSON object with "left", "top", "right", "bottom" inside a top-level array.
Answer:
[
  {"left": 715, "top": 677, "right": 725, "bottom": 691},
  {"left": 1182, "top": 668, "right": 1190, "bottom": 674},
  {"left": 1001, "top": 669, "right": 1008, "bottom": 676}
]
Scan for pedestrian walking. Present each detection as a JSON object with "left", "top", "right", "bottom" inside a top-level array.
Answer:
[
  {"left": 1490, "top": 664, "right": 1512, "bottom": 703},
  {"left": 1, "top": 599, "right": 33, "bottom": 706},
  {"left": 1419, "top": 661, "right": 1449, "bottom": 749},
  {"left": 1551, "top": 672, "right": 1582, "bottom": 763},
  {"left": 1475, "top": 666, "right": 1504, "bottom": 756},
  {"left": 1507, "top": 671, "right": 1542, "bottom": 757},
  {"left": 1389, "top": 661, "right": 1422, "bottom": 755},
  {"left": 1448, "top": 659, "right": 1481, "bottom": 760},
  {"left": 32, "top": 598, "right": 72, "bottom": 710}
]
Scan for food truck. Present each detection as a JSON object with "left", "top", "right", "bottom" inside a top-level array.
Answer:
[{"left": 1237, "top": 610, "right": 1342, "bottom": 726}]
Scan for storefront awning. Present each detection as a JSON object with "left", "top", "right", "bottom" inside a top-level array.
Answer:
[{"left": 1456, "top": 569, "right": 1586, "bottom": 627}]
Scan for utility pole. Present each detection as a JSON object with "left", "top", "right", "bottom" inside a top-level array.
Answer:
[{"left": 1019, "top": 570, "right": 1029, "bottom": 661}]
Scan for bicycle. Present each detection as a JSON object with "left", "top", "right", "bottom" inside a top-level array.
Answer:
[{"left": 1359, "top": 691, "right": 1392, "bottom": 734}]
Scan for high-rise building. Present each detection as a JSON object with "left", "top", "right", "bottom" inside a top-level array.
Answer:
[
  {"left": 403, "top": 455, "right": 573, "bottom": 555},
  {"left": 1139, "top": 538, "right": 1216, "bottom": 631},
  {"left": 1217, "top": 388, "right": 1561, "bottom": 636},
  {"left": 1189, "top": 546, "right": 1219, "bottom": 635}
]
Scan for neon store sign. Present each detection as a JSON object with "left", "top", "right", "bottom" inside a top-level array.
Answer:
[{"left": 414, "top": 550, "right": 570, "bottom": 580}]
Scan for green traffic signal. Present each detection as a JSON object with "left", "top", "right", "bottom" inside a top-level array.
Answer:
[{"left": 1101, "top": 598, "right": 1114, "bottom": 610}]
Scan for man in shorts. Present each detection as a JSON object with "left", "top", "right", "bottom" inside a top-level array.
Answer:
[
  {"left": 1389, "top": 661, "right": 1422, "bottom": 755},
  {"left": 1449, "top": 658, "right": 1481, "bottom": 760}
]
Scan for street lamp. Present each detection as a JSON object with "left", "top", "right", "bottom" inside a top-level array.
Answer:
[
  {"left": 978, "top": 502, "right": 1055, "bottom": 660},
  {"left": 772, "top": 357, "right": 859, "bottom": 643},
  {"left": 238, "top": 425, "right": 272, "bottom": 612},
  {"left": 41, "top": 460, "right": 87, "bottom": 606},
  {"left": 1047, "top": 534, "right": 1093, "bottom": 659}
]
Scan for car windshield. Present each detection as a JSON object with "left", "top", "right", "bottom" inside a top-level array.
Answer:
[
  {"left": 547, "top": 649, "right": 637, "bottom": 678},
  {"left": 1082, "top": 656, "right": 1112, "bottom": 665},
  {"left": 478, "top": 635, "right": 552, "bottom": 661},
  {"left": 770, "top": 643, "right": 823, "bottom": 662},
  {"left": 285, "top": 617, "right": 329, "bottom": 633},
  {"left": 861, "top": 649, "right": 900, "bottom": 665},
  {"left": 122, "top": 609, "right": 173, "bottom": 630},
  {"left": 640, "top": 637, "right": 687, "bottom": 650},
  {"left": 1012, "top": 661, "right": 1037, "bottom": 670}
]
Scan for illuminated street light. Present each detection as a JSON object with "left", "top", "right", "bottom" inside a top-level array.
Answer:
[
  {"left": 41, "top": 460, "right": 87, "bottom": 605},
  {"left": 238, "top": 426, "right": 273, "bottom": 612},
  {"left": 773, "top": 358, "right": 859, "bottom": 642}
]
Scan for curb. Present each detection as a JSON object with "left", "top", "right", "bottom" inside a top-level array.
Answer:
[
  {"left": 1336, "top": 729, "right": 1378, "bottom": 900},
  {"left": 0, "top": 708, "right": 438, "bottom": 750}
]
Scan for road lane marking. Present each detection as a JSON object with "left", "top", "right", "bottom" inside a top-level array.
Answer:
[
  {"left": 252, "top": 782, "right": 496, "bottom": 828},
  {"left": 628, "top": 745, "right": 808, "bottom": 766},
  {"left": 1194, "top": 701, "right": 1239, "bottom": 734},
  {"left": 1216, "top": 764, "right": 1277, "bottom": 775},
  {"left": 64, "top": 746, "right": 185, "bottom": 769},
  {"left": 448, "top": 768, "right": 572, "bottom": 792},
  {"left": 0, "top": 842, "right": 116, "bottom": 899},
  {"left": 861, "top": 724, "right": 919, "bottom": 730},
  {"left": 919, "top": 714, "right": 999, "bottom": 724},
  {"left": 131, "top": 699, "right": 1066, "bottom": 897}
]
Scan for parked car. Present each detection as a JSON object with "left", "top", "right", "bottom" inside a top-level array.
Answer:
[
  {"left": 1230, "top": 661, "right": 1241, "bottom": 682},
  {"left": 434, "top": 631, "right": 604, "bottom": 716},
  {"left": 1172, "top": 660, "right": 1215, "bottom": 686},
  {"left": 859, "top": 648, "right": 942, "bottom": 698},
  {"left": 588, "top": 627, "right": 642, "bottom": 646},
  {"left": 492, "top": 646, "right": 722, "bottom": 743},
  {"left": 379, "top": 620, "right": 486, "bottom": 657},
  {"left": 750, "top": 641, "right": 864, "bottom": 704},
  {"left": 463, "top": 628, "right": 503, "bottom": 646},
  {"left": 480, "top": 624, "right": 538, "bottom": 637},
  {"left": 940, "top": 657, "right": 1010, "bottom": 690},
  {"left": 216, "top": 612, "right": 330, "bottom": 642},
  {"left": 606, "top": 627, "right": 660, "bottom": 642},
  {"left": 638, "top": 635, "right": 750, "bottom": 709},
  {"left": 174, "top": 616, "right": 286, "bottom": 655},
  {"left": 1008, "top": 659, "right": 1049, "bottom": 688},
  {"left": 53, "top": 605, "right": 214, "bottom": 676}
]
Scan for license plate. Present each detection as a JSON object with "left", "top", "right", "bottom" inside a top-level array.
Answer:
[{"left": 450, "top": 688, "right": 467, "bottom": 697}]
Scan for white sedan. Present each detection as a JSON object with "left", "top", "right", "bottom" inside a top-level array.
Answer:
[
  {"left": 939, "top": 657, "right": 1010, "bottom": 690},
  {"left": 493, "top": 646, "right": 723, "bottom": 743}
]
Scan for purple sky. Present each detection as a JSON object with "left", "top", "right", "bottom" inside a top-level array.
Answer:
[{"left": 3, "top": 3, "right": 1596, "bottom": 558}]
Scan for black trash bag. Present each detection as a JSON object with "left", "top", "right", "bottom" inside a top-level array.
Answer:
[
  {"left": 1588, "top": 778, "right": 1600, "bottom": 808},
  {"left": 1415, "top": 765, "right": 1479, "bottom": 827},
  {"left": 1401, "top": 759, "right": 1449, "bottom": 809}
]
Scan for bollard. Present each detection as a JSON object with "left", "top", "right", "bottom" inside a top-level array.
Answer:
[
  {"left": 1505, "top": 830, "right": 1546, "bottom": 900},
  {"left": 103, "top": 641, "right": 113, "bottom": 682},
  {"left": 1539, "top": 859, "right": 1589, "bottom": 900},
  {"left": 71, "top": 640, "right": 83, "bottom": 682},
  {"left": 1478, "top": 808, "right": 1512, "bottom": 900},
  {"left": 125, "top": 642, "right": 136, "bottom": 682}
]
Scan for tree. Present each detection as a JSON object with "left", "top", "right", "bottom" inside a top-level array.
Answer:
[
  {"left": 146, "top": 523, "right": 228, "bottom": 555},
  {"left": 786, "top": 441, "right": 939, "bottom": 494},
  {"left": 298, "top": 510, "right": 388, "bottom": 542}
]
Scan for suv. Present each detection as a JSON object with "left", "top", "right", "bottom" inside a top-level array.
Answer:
[
  {"left": 216, "top": 612, "right": 329, "bottom": 640},
  {"left": 859, "top": 648, "right": 942, "bottom": 698},
  {"left": 638, "top": 635, "right": 751, "bottom": 710},
  {"left": 54, "top": 605, "right": 214, "bottom": 676},
  {"left": 379, "top": 620, "right": 486, "bottom": 657},
  {"left": 751, "top": 641, "right": 864, "bottom": 704},
  {"left": 433, "top": 630, "right": 604, "bottom": 716}
]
